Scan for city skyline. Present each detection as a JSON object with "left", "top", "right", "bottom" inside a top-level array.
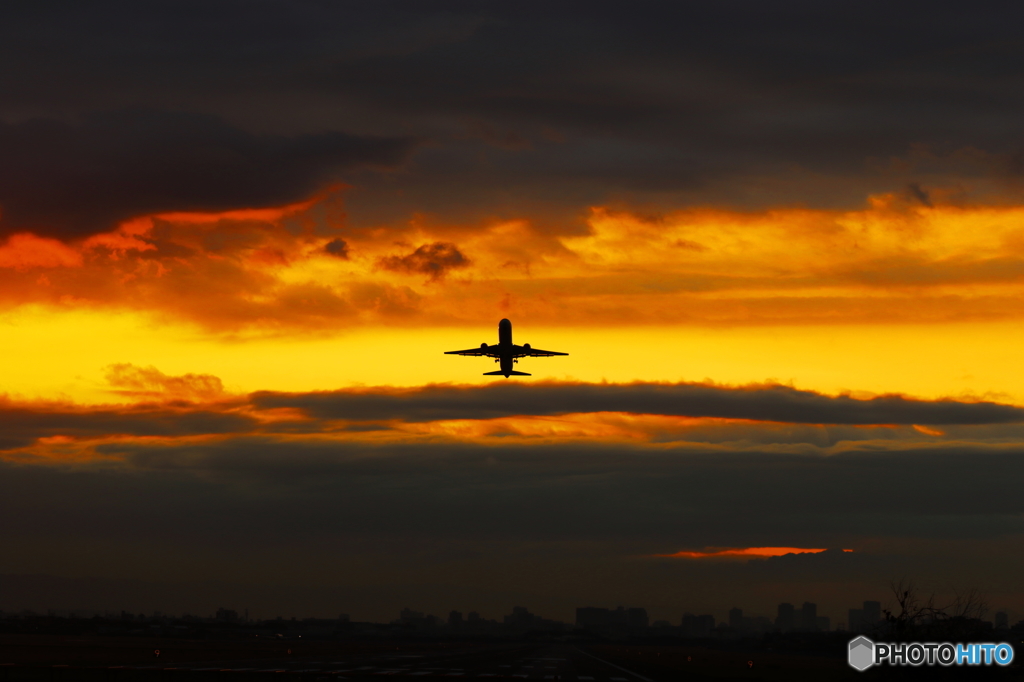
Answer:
[
  {"left": 4, "top": 572, "right": 1017, "bottom": 637},
  {"left": 5, "top": 596, "right": 1016, "bottom": 640}
]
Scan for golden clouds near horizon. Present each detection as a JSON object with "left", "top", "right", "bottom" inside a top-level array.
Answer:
[
  {"left": 4, "top": 357, "right": 1024, "bottom": 466},
  {"left": 3, "top": 311, "right": 1024, "bottom": 405},
  {"left": 5, "top": 373, "right": 1024, "bottom": 467},
  {"left": 659, "top": 548, "right": 853, "bottom": 559},
  {"left": 0, "top": 191, "right": 1023, "bottom": 401}
]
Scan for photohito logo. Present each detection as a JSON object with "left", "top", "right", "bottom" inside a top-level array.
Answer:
[
  {"left": 848, "top": 636, "right": 1014, "bottom": 670},
  {"left": 848, "top": 636, "right": 874, "bottom": 671}
]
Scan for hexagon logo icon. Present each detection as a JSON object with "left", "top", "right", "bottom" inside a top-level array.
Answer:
[{"left": 848, "top": 636, "right": 875, "bottom": 671}]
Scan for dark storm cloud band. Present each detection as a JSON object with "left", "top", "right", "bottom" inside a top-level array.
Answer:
[
  {"left": 251, "top": 382, "right": 1024, "bottom": 426},
  {"left": 0, "top": 110, "right": 418, "bottom": 237},
  {"left": 0, "top": 403, "right": 256, "bottom": 451},
  {"left": 1, "top": 1, "right": 1023, "bottom": 236},
  {"left": 86, "top": 436, "right": 1024, "bottom": 533},
  {"left": 2, "top": 382, "right": 1021, "bottom": 454}
]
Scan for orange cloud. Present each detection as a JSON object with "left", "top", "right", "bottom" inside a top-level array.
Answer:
[
  {"left": 2, "top": 189, "right": 1024, "bottom": 335},
  {"left": 660, "top": 547, "right": 853, "bottom": 559},
  {"left": 0, "top": 233, "right": 83, "bottom": 269},
  {"left": 104, "top": 363, "right": 227, "bottom": 402},
  {"left": 402, "top": 413, "right": 837, "bottom": 443}
]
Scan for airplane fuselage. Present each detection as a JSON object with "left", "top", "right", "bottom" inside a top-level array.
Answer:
[
  {"left": 494, "top": 319, "right": 518, "bottom": 376},
  {"left": 444, "top": 318, "right": 567, "bottom": 378}
]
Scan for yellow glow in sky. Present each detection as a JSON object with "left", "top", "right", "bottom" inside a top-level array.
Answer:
[{"left": 4, "top": 304, "right": 1022, "bottom": 405}]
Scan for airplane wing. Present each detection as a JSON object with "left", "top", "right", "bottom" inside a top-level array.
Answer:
[
  {"left": 516, "top": 347, "right": 568, "bottom": 358},
  {"left": 445, "top": 347, "right": 495, "bottom": 357}
]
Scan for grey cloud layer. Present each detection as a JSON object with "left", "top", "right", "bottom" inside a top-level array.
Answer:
[
  {"left": 0, "top": 110, "right": 417, "bottom": 237},
  {"left": 3, "top": 436, "right": 1022, "bottom": 620},
  {"left": 5, "top": 395, "right": 1024, "bottom": 618},
  {"left": 253, "top": 382, "right": 1024, "bottom": 425},
  {"left": 2, "top": 382, "right": 1021, "bottom": 454},
  {"left": 2, "top": 1, "right": 1024, "bottom": 235},
  {"left": 0, "top": 402, "right": 256, "bottom": 450},
  {"left": 95, "top": 437, "right": 1024, "bottom": 537}
]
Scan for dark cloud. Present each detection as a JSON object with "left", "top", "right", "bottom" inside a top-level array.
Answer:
[
  {"left": 252, "top": 381, "right": 1024, "bottom": 426},
  {"left": 0, "top": 109, "right": 418, "bottom": 237},
  {"left": 0, "top": 2, "right": 1021, "bottom": 235},
  {"left": 324, "top": 238, "right": 350, "bottom": 259},
  {"left": 906, "top": 182, "right": 932, "bottom": 207},
  {"left": 377, "top": 242, "right": 470, "bottom": 280},
  {"left": 2, "top": 436, "right": 1023, "bottom": 619},
  {"left": 0, "top": 402, "right": 256, "bottom": 450},
  {"left": 95, "top": 437, "right": 1024, "bottom": 528},
  {"left": 3, "top": 383, "right": 1023, "bottom": 455}
]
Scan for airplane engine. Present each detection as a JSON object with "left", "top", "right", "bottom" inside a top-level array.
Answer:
[{"left": 523, "top": 343, "right": 531, "bottom": 349}]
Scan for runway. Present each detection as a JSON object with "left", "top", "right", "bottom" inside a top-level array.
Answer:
[
  {"left": 169, "top": 643, "right": 660, "bottom": 680},
  {"left": 6, "top": 643, "right": 690, "bottom": 681},
  {"left": 4, "top": 639, "right": 865, "bottom": 680}
]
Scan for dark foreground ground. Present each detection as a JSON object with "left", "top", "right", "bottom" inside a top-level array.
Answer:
[{"left": 1, "top": 636, "right": 1022, "bottom": 682}]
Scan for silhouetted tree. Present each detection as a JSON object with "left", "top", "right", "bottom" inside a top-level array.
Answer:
[{"left": 883, "top": 578, "right": 989, "bottom": 641}]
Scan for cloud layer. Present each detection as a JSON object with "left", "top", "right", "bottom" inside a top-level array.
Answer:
[
  {"left": 0, "top": 369, "right": 1022, "bottom": 620},
  {"left": 0, "top": 195, "right": 1024, "bottom": 333},
  {"left": 0, "top": 110, "right": 416, "bottom": 238},
  {"left": 6, "top": 377, "right": 1024, "bottom": 461},
  {"left": 253, "top": 381, "right": 1024, "bottom": 425},
  {"left": 3, "top": 1, "right": 1024, "bottom": 233}
]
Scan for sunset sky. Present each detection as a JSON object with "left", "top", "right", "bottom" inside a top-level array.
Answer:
[{"left": 2, "top": 1, "right": 1024, "bottom": 626}]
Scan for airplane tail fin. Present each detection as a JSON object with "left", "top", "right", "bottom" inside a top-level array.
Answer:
[{"left": 483, "top": 370, "right": 531, "bottom": 376}]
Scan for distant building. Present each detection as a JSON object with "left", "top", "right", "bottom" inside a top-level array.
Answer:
[
  {"left": 729, "top": 608, "right": 743, "bottom": 631},
  {"left": 816, "top": 616, "right": 830, "bottom": 632},
  {"left": 995, "top": 612, "right": 1009, "bottom": 629},
  {"left": 848, "top": 609, "right": 863, "bottom": 632},
  {"left": 504, "top": 606, "right": 564, "bottom": 633},
  {"left": 215, "top": 608, "right": 239, "bottom": 623},
  {"left": 396, "top": 608, "right": 441, "bottom": 632},
  {"left": 504, "top": 606, "right": 539, "bottom": 631},
  {"left": 627, "top": 608, "right": 649, "bottom": 628},
  {"left": 575, "top": 606, "right": 648, "bottom": 633},
  {"left": 681, "top": 613, "right": 715, "bottom": 636},
  {"left": 863, "top": 601, "right": 881, "bottom": 627},
  {"left": 849, "top": 600, "right": 881, "bottom": 633},
  {"left": 463, "top": 611, "right": 498, "bottom": 633},
  {"left": 448, "top": 610, "right": 463, "bottom": 627},
  {"left": 400, "top": 608, "right": 424, "bottom": 623},
  {"left": 800, "top": 602, "right": 817, "bottom": 631},
  {"left": 577, "top": 606, "right": 607, "bottom": 629},
  {"left": 776, "top": 603, "right": 795, "bottom": 632}
]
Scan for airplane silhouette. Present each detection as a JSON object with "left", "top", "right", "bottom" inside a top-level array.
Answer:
[{"left": 445, "top": 318, "right": 568, "bottom": 377}]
